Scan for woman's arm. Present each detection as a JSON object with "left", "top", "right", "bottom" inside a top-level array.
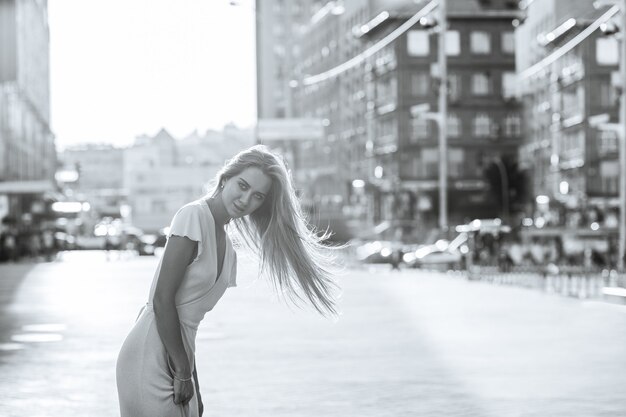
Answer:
[
  {"left": 193, "top": 361, "right": 203, "bottom": 416},
  {"left": 153, "top": 235, "right": 197, "bottom": 378}
]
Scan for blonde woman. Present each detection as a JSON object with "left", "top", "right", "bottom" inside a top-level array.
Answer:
[{"left": 116, "top": 145, "right": 339, "bottom": 417}]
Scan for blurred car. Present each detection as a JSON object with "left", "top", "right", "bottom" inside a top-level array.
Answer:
[
  {"left": 54, "top": 232, "right": 76, "bottom": 250},
  {"left": 404, "top": 234, "right": 468, "bottom": 270},
  {"left": 125, "top": 227, "right": 168, "bottom": 256},
  {"left": 137, "top": 234, "right": 157, "bottom": 256},
  {"left": 354, "top": 240, "right": 405, "bottom": 265}
]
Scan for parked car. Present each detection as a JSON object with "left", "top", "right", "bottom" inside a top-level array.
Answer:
[
  {"left": 404, "top": 234, "right": 468, "bottom": 270},
  {"left": 353, "top": 240, "right": 406, "bottom": 265}
]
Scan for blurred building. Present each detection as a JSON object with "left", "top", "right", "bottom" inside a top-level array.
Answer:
[
  {"left": 256, "top": 0, "right": 318, "bottom": 119},
  {"left": 258, "top": 0, "right": 523, "bottom": 241},
  {"left": 177, "top": 123, "right": 254, "bottom": 166},
  {"left": 355, "top": 0, "right": 523, "bottom": 233},
  {"left": 124, "top": 127, "right": 253, "bottom": 232},
  {"left": 59, "top": 144, "right": 126, "bottom": 218},
  {"left": 516, "top": 0, "right": 622, "bottom": 230},
  {"left": 0, "top": 0, "right": 57, "bottom": 230}
]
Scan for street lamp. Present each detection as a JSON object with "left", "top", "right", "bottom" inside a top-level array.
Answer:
[
  {"left": 437, "top": 0, "right": 448, "bottom": 232},
  {"left": 617, "top": 0, "right": 626, "bottom": 272}
]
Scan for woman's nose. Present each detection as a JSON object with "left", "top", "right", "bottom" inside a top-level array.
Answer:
[{"left": 240, "top": 191, "right": 251, "bottom": 205}]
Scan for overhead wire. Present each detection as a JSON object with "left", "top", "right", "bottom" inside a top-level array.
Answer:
[
  {"left": 302, "top": 0, "right": 438, "bottom": 86},
  {"left": 301, "top": 2, "right": 621, "bottom": 86},
  {"left": 519, "top": 5, "right": 620, "bottom": 80}
]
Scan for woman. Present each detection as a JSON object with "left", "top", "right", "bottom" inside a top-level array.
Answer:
[{"left": 116, "top": 145, "right": 339, "bottom": 417}]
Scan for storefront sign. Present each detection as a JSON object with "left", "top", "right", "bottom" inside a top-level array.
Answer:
[
  {"left": 454, "top": 180, "right": 487, "bottom": 190},
  {"left": 257, "top": 118, "right": 325, "bottom": 141},
  {"left": 401, "top": 180, "right": 438, "bottom": 191}
]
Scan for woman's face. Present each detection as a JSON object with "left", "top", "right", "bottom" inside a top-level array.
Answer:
[{"left": 221, "top": 167, "right": 272, "bottom": 219}]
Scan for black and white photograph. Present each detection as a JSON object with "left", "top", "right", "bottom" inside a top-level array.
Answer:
[{"left": 0, "top": 0, "right": 625, "bottom": 416}]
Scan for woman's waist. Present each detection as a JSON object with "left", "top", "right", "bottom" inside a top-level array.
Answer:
[{"left": 141, "top": 303, "right": 206, "bottom": 331}]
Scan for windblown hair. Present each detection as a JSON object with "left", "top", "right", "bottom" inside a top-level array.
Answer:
[{"left": 209, "top": 145, "right": 341, "bottom": 316}]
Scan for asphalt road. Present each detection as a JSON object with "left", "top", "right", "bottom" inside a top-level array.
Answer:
[{"left": 0, "top": 251, "right": 625, "bottom": 417}]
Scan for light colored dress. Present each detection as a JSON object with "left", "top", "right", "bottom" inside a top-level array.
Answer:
[{"left": 116, "top": 199, "right": 236, "bottom": 417}]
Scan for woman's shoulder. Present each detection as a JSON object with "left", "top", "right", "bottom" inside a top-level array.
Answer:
[
  {"left": 168, "top": 199, "right": 208, "bottom": 237},
  {"left": 173, "top": 199, "right": 207, "bottom": 217}
]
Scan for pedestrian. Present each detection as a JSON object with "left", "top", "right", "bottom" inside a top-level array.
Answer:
[
  {"left": 104, "top": 232, "right": 115, "bottom": 262},
  {"left": 116, "top": 145, "right": 340, "bottom": 417},
  {"left": 42, "top": 229, "right": 55, "bottom": 262},
  {"left": 28, "top": 231, "right": 41, "bottom": 260},
  {"left": 2, "top": 230, "right": 18, "bottom": 262}
]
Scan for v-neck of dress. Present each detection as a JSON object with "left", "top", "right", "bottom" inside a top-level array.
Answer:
[{"left": 202, "top": 199, "right": 229, "bottom": 281}]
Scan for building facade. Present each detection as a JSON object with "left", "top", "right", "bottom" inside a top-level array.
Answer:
[
  {"left": 59, "top": 144, "right": 126, "bottom": 218},
  {"left": 124, "top": 127, "right": 253, "bottom": 232},
  {"left": 260, "top": 0, "right": 523, "bottom": 240},
  {"left": 516, "top": 0, "right": 621, "bottom": 231},
  {"left": 0, "top": 0, "right": 56, "bottom": 228}
]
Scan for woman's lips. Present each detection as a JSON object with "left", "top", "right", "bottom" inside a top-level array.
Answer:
[{"left": 233, "top": 202, "right": 245, "bottom": 213}]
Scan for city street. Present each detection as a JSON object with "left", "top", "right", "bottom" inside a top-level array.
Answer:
[{"left": 0, "top": 251, "right": 625, "bottom": 417}]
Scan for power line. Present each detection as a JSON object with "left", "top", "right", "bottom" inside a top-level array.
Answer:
[
  {"left": 302, "top": 0, "right": 438, "bottom": 86},
  {"left": 519, "top": 5, "right": 620, "bottom": 80}
]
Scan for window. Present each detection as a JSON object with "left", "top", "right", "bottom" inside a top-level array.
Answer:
[
  {"left": 502, "top": 72, "right": 517, "bottom": 99},
  {"left": 152, "top": 200, "right": 167, "bottom": 213},
  {"left": 410, "top": 117, "right": 430, "bottom": 142},
  {"left": 448, "top": 73, "right": 462, "bottom": 101},
  {"left": 407, "top": 30, "right": 430, "bottom": 56},
  {"left": 562, "top": 86, "right": 585, "bottom": 120},
  {"left": 273, "top": 44, "right": 285, "bottom": 57},
  {"left": 600, "top": 160, "right": 619, "bottom": 194},
  {"left": 447, "top": 113, "right": 461, "bottom": 138},
  {"left": 504, "top": 114, "right": 521, "bottom": 137},
  {"left": 560, "top": 130, "right": 585, "bottom": 158},
  {"left": 446, "top": 30, "right": 461, "bottom": 56},
  {"left": 448, "top": 149, "right": 464, "bottom": 177},
  {"left": 411, "top": 72, "right": 430, "bottom": 96},
  {"left": 470, "top": 31, "right": 491, "bottom": 54},
  {"left": 599, "top": 130, "right": 618, "bottom": 155},
  {"left": 401, "top": 157, "right": 420, "bottom": 178},
  {"left": 273, "top": 26, "right": 284, "bottom": 37},
  {"left": 378, "top": 118, "right": 397, "bottom": 144},
  {"left": 501, "top": 31, "right": 515, "bottom": 54},
  {"left": 376, "top": 76, "right": 397, "bottom": 105},
  {"left": 473, "top": 113, "right": 492, "bottom": 137},
  {"left": 471, "top": 73, "right": 491, "bottom": 95},
  {"left": 421, "top": 148, "right": 439, "bottom": 177},
  {"left": 600, "top": 82, "right": 617, "bottom": 107},
  {"left": 596, "top": 37, "right": 619, "bottom": 65}
]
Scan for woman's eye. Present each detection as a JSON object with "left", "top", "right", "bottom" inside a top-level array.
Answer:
[
  {"left": 239, "top": 183, "right": 247, "bottom": 190},
  {"left": 255, "top": 194, "right": 264, "bottom": 200}
]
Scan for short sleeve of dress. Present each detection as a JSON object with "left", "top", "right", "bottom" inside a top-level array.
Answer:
[
  {"left": 228, "top": 251, "right": 237, "bottom": 288},
  {"left": 167, "top": 204, "right": 203, "bottom": 262}
]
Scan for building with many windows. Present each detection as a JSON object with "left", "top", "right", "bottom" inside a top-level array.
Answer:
[
  {"left": 256, "top": 0, "right": 320, "bottom": 119},
  {"left": 0, "top": 0, "right": 56, "bottom": 227},
  {"left": 277, "top": 0, "right": 523, "bottom": 240},
  {"left": 516, "top": 0, "right": 621, "bottom": 230}
]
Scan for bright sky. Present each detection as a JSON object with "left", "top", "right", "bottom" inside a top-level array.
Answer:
[{"left": 48, "top": 0, "right": 256, "bottom": 149}]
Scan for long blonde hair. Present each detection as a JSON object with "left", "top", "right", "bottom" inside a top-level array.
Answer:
[{"left": 209, "top": 145, "right": 340, "bottom": 316}]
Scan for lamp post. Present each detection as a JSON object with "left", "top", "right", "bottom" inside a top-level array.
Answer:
[
  {"left": 437, "top": 0, "right": 448, "bottom": 232},
  {"left": 617, "top": 0, "right": 626, "bottom": 272}
]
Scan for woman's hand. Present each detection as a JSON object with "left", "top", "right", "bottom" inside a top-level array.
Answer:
[{"left": 173, "top": 377, "right": 195, "bottom": 406}]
